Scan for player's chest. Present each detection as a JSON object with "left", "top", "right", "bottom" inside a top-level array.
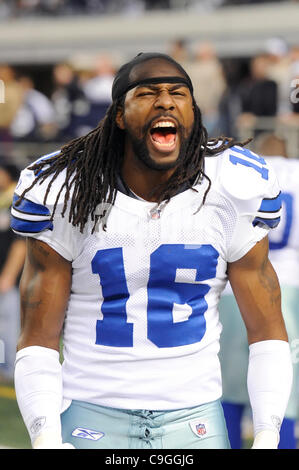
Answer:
[{"left": 72, "top": 199, "right": 228, "bottom": 295}]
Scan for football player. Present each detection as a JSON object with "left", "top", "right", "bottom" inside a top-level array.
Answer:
[
  {"left": 219, "top": 134, "right": 299, "bottom": 449},
  {"left": 11, "top": 53, "right": 292, "bottom": 449}
]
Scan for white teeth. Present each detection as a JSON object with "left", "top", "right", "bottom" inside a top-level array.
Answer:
[
  {"left": 155, "top": 141, "right": 175, "bottom": 147},
  {"left": 152, "top": 121, "right": 175, "bottom": 128}
]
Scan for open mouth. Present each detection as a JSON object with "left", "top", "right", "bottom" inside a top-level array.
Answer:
[{"left": 149, "top": 120, "right": 178, "bottom": 153}]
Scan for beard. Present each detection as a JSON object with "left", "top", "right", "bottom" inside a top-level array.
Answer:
[{"left": 124, "top": 118, "right": 192, "bottom": 171}]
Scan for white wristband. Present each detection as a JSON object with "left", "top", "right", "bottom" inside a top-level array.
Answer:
[
  {"left": 14, "top": 346, "right": 63, "bottom": 446},
  {"left": 251, "top": 429, "right": 279, "bottom": 449},
  {"left": 247, "top": 340, "right": 293, "bottom": 441},
  {"left": 33, "top": 429, "right": 75, "bottom": 449}
]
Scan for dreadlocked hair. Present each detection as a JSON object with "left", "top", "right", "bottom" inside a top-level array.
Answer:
[
  {"left": 15, "top": 98, "right": 125, "bottom": 233},
  {"left": 15, "top": 97, "right": 250, "bottom": 233}
]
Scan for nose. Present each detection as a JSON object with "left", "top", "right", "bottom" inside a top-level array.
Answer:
[{"left": 154, "top": 90, "right": 175, "bottom": 111}]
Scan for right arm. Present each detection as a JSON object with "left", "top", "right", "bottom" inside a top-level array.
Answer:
[
  {"left": 15, "top": 238, "right": 73, "bottom": 449},
  {"left": 18, "top": 237, "right": 71, "bottom": 351}
]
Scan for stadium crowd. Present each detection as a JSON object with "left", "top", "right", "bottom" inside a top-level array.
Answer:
[
  {"left": 0, "top": 38, "right": 299, "bottom": 142},
  {"left": 0, "top": 38, "right": 299, "bottom": 145},
  {"left": 0, "top": 0, "right": 294, "bottom": 20}
]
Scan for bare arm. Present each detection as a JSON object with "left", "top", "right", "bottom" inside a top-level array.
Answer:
[
  {"left": 18, "top": 237, "right": 72, "bottom": 352},
  {"left": 227, "top": 236, "right": 288, "bottom": 344}
]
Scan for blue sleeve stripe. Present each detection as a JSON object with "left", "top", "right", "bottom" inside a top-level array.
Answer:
[
  {"left": 258, "top": 192, "right": 282, "bottom": 213},
  {"left": 34, "top": 150, "right": 61, "bottom": 176},
  {"left": 252, "top": 216, "right": 281, "bottom": 229},
  {"left": 13, "top": 194, "right": 50, "bottom": 217},
  {"left": 35, "top": 150, "right": 61, "bottom": 165},
  {"left": 11, "top": 215, "right": 53, "bottom": 233}
]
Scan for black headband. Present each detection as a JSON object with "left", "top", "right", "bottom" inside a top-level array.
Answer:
[
  {"left": 122, "top": 76, "right": 193, "bottom": 96},
  {"left": 112, "top": 52, "right": 194, "bottom": 101}
]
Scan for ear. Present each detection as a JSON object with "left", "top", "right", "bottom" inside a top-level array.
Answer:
[{"left": 115, "top": 106, "right": 125, "bottom": 130}]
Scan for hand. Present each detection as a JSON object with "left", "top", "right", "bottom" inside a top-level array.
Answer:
[{"left": 251, "top": 429, "right": 279, "bottom": 449}]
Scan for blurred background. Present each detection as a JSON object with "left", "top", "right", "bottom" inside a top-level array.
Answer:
[
  {"left": 1, "top": 0, "right": 299, "bottom": 449},
  {"left": 1, "top": 0, "right": 299, "bottom": 162}
]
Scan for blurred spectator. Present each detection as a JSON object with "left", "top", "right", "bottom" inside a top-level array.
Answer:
[
  {"left": 253, "top": 131, "right": 288, "bottom": 157},
  {"left": 237, "top": 54, "right": 278, "bottom": 131},
  {"left": 10, "top": 75, "right": 57, "bottom": 141},
  {"left": 0, "top": 65, "right": 23, "bottom": 141},
  {"left": 168, "top": 38, "right": 191, "bottom": 70},
  {"left": 218, "top": 76, "right": 242, "bottom": 138},
  {"left": 63, "top": 0, "right": 107, "bottom": 15},
  {"left": 81, "top": 53, "right": 116, "bottom": 131},
  {"left": 289, "top": 44, "right": 299, "bottom": 64},
  {"left": 52, "top": 53, "right": 116, "bottom": 139},
  {"left": 38, "top": 0, "right": 65, "bottom": 15},
  {"left": 186, "top": 41, "right": 227, "bottom": 136},
  {"left": 51, "top": 61, "right": 89, "bottom": 140},
  {"left": 0, "top": 159, "right": 25, "bottom": 383},
  {"left": 265, "top": 38, "right": 291, "bottom": 115},
  {"left": 13, "top": 0, "right": 65, "bottom": 16},
  {"left": 2, "top": 0, "right": 146, "bottom": 17},
  {"left": 144, "top": 0, "right": 170, "bottom": 9},
  {"left": 0, "top": 0, "right": 11, "bottom": 18}
]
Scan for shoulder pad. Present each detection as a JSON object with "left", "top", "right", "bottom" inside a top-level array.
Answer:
[
  {"left": 13, "top": 151, "right": 69, "bottom": 206},
  {"left": 11, "top": 151, "right": 70, "bottom": 235},
  {"left": 205, "top": 146, "right": 282, "bottom": 228}
]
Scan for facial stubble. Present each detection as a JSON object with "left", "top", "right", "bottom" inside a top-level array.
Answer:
[{"left": 123, "top": 117, "right": 193, "bottom": 172}]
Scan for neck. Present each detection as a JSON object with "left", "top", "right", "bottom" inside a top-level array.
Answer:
[{"left": 121, "top": 143, "right": 177, "bottom": 202}]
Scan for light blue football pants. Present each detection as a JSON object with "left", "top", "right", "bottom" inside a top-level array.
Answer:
[{"left": 61, "top": 399, "right": 230, "bottom": 449}]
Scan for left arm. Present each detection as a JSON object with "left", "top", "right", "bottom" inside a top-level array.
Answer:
[
  {"left": 227, "top": 236, "right": 293, "bottom": 449},
  {"left": 228, "top": 236, "right": 287, "bottom": 344}
]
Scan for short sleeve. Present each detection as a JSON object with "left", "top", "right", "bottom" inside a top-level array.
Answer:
[
  {"left": 10, "top": 157, "right": 80, "bottom": 261},
  {"left": 207, "top": 146, "right": 282, "bottom": 263}
]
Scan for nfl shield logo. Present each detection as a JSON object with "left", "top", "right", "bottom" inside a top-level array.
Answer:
[
  {"left": 196, "top": 423, "right": 206, "bottom": 436},
  {"left": 189, "top": 419, "right": 208, "bottom": 438},
  {"left": 150, "top": 209, "right": 161, "bottom": 220}
]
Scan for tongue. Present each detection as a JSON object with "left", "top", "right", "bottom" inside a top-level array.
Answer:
[{"left": 152, "top": 130, "right": 175, "bottom": 145}]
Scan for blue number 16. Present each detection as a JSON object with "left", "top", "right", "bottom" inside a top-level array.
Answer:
[
  {"left": 269, "top": 192, "right": 294, "bottom": 250},
  {"left": 91, "top": 244, "right": 219, "bottom": 348},
  {"left": 229, "top": 147, "right": 269, "bottom": 180}
]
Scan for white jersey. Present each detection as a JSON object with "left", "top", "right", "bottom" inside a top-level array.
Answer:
[
  {"left": 265, "top": 157, "right": 299, "bottom": 287},
  {"left": 11, "top": 146, "right": 281, "bottom": 410}
]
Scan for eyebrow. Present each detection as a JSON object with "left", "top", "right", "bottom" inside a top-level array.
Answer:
[{"left": 136, "top": 83, "right": 188, "bottom": 91}]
